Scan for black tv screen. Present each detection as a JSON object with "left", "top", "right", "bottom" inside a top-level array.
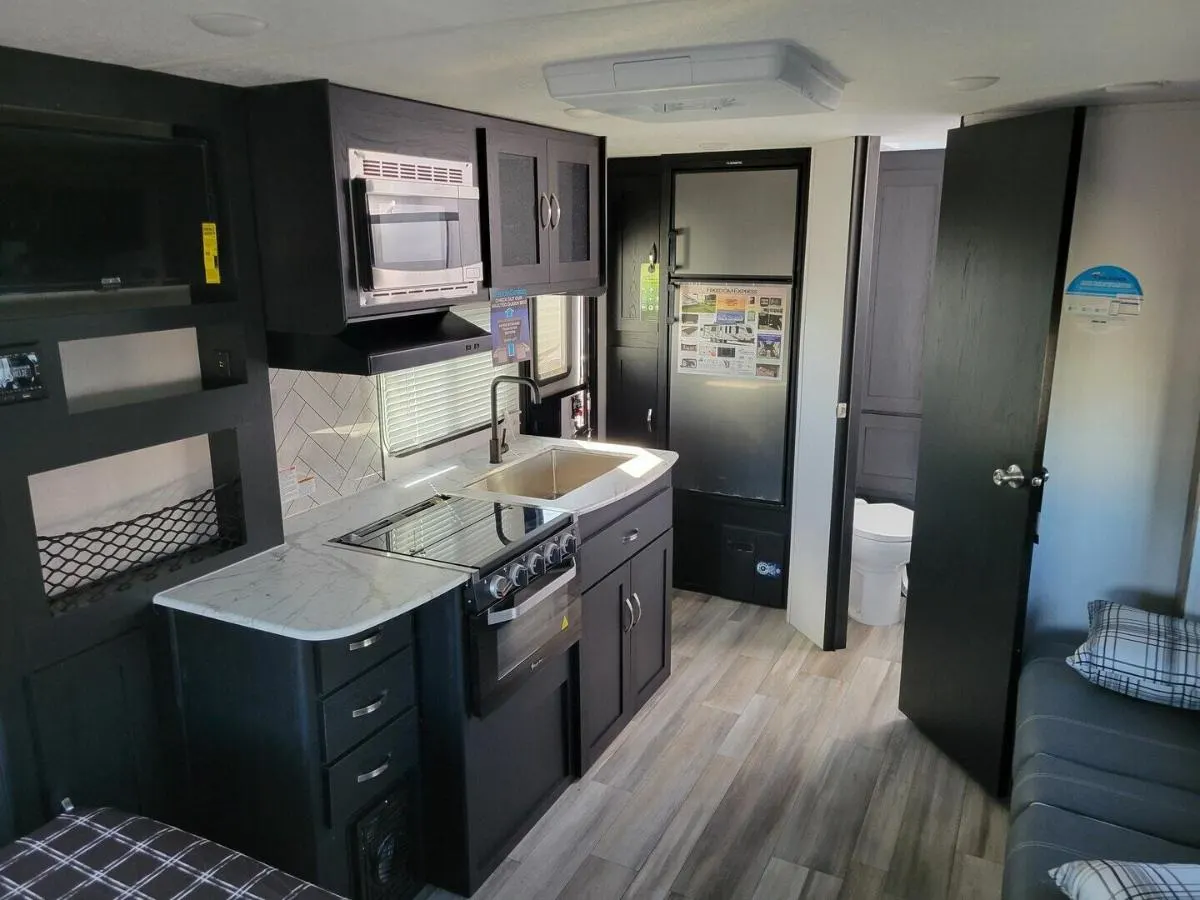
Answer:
[{"left": 0, "top": 347, "right": 46, "bottom": 404}]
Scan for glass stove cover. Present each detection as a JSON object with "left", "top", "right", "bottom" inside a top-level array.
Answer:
[{"left": 337, "top": 495, "right": 565, "bottom": 570}]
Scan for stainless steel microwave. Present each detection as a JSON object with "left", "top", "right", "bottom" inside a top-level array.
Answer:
[{"left": 349, "top": 149, "right": 484, "bottom": 309}]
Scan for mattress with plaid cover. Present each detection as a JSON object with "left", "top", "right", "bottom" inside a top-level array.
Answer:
[{"left": 0, "top": 808, "right": 343, "bottom": 899}]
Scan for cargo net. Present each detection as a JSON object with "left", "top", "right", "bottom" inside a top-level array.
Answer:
[{"left": 38, "top": 483, "right": 244, "bottom": 616}]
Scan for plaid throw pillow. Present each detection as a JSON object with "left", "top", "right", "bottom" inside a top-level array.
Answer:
[
  {"left": 1067, "top": 600, "right": 1200, "bottom": 710},
  {"left": 1051, "top": 860, "right": 1200, "bottom": 899}
]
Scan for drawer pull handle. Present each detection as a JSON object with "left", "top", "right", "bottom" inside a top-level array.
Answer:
[
  {"left": 356, "top": 756, "right": 391, "bottom": 784},
  {"left": 348, "top": 631, "right": 382, "bottom": 652},
  {"left": 351, "top": 691, "right": 388, "bottom": 719},
  {"left": 622, "top": 529, "right": 640, "bottom": 545}
]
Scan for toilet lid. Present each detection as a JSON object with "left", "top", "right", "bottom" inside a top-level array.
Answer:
[{"left": 854, "top": 502, "right": 913, "bottom": 543}]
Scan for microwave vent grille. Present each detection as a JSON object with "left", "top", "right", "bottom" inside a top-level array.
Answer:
[{"left": 359, "top": 156, "right": 466, "bottom": 186}]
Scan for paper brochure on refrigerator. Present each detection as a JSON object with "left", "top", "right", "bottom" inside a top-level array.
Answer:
[{"left": 675, "top": 282, "right": 788, "bottom": 380}]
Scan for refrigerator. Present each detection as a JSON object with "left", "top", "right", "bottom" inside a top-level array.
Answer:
[{"left": 667, "top": 166, "right": 802, "bottom": 606}]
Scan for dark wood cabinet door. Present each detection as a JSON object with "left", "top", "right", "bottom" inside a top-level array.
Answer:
[
  {"left": 579, "top": 563, "right": 632, "bottom": 768},
  {"left": 548, "top": 138, "right": 601, "bottom": 285},
  {"left": 485, "top": 130, "right": 550, "bottom": 289},
  {"left": 629, "top": 530, "right": 673, "bottom": 710},
  {"left": 26, "top": 629, "right": 167, "bottom": 819}
]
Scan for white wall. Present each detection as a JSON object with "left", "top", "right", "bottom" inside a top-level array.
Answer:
[
  {"left": 1027, "top": 103, "right": 1200, "bottom": 635},
  {"left": 787, "top": 137, "right": 857, "bottom": 645}
]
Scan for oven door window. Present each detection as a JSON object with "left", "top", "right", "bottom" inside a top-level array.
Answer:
[
  {"left": 494, "top": 586, "right": 578, "bottom": 680},
  {"left": 367, "top": 196, "right": 462, "bottom": 273}
]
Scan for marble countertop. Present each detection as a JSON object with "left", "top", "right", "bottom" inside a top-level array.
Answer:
[{"left": 153, "top": 435, "right": 677, "bottom": 641}]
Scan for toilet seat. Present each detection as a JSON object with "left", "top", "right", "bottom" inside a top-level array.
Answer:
[{"left": 853, "top": 502, "right": 913, "bottom": 544}]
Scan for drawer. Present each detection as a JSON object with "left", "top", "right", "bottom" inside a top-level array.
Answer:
[
  {"left": 320, "top": 646, "right": 415, "bottom": 763},
  {"left": 326, "top": 706, "right": 418, "bottom": 828},
  {"left": 316, "top": 614, "right": 413, "bottom": 695},
  {"left": 578, "top": 487, "right": 672, "bottom": 591}
]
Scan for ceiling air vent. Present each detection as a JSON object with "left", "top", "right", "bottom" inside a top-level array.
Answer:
[
  {"left": 351, "top": 149, "right": 470, "bottom": 186},
  {"left": 545, "top": 40, "right": 846, "bottom": 123}
]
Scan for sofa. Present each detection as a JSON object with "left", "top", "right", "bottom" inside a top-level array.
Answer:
[{"left": 1003, "top": 639, "right": 1200, "bottom": 898}]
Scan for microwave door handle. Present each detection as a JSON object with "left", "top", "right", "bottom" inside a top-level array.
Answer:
[{"left": 486, "top": 563, "right": 576, "bottom": 626}]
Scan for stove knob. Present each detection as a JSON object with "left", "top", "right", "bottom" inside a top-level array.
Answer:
[
  {"left": 527, "top": 552, "right": 546, "bottom": 577},
  {"left": 561, "top": 533, "right": 579, "bottom": 558},
  {"left": 509, "top": 563, "right": 529, "bottom": 589},
  {"left": 544, "top": 541, "right": 563, "bottom": 567},
  {"left": 487, "top": 574, "right": 512, "bottom": 600}
]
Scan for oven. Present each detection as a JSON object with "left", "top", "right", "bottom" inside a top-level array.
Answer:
[
  {"left": 350, "top": 149, "right": 484, "bottom": 308},
  {"left": 468, "top": 559, "right": 580, "bottom": 716}
]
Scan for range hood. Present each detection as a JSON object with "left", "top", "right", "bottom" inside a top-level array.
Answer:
[{"left": 266, "top": 309, "right": 490, "bottom": 375}]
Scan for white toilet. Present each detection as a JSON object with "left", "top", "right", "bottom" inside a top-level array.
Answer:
[{"left": 849, "top": 499, "right": 914, "bottom": 627}]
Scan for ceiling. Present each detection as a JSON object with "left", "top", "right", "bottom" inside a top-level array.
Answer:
[{"left": 2, "top": 0, "right": 1198, "bottom": 156}]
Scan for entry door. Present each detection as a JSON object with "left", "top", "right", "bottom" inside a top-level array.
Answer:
[{"left": 898, "top": 108, "right": 1085, "bottom": 796}]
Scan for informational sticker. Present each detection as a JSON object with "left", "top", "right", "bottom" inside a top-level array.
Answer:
[
  {"left": 278, "top": 465, "right": 316, "bottom": 505},
  {"left": 639, "top": 262, "right": 660, "bottom": 319},
  {"left": 560, "top": 614, "right": 570, "bottom": 632},
  {"left": 676, "top": 282, "right": 789, "bottom": 380},
  {"left": 1064, "top": 265, "right": 1143, "bottom": 329},
  {"left": 201, "top": 221, "right": 221, "bottom": 285},
  {"left": 490, "top": 289, "right": 532, "bottom": 365},
  {"left": 756, "top": 561, "right": 783, "bottom": 579}
]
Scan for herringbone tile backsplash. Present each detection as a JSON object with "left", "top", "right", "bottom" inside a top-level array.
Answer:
[{"left": 270, "top": 369, "right": 384, "bottom": 518}]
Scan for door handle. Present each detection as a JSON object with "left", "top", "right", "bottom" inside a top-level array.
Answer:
[
  {"left": 667, "top": 228, "right": 682, "bottom": 273},
  {"left": 646, "top": 408, "right": 654, "bottom": 432},
  {"left": 538, "top": 193, "right": 551, "bottom": 230},
  {"left": 351, "top": 690, "right": 388, "bottom": 719},
  {"left": 623, "top": 597, "right": 635, "bottom": 633},
  {"left": 632, "top": 592, "right": 643, "bottom": 626},
  {"left": 993, "top": 464, "right": 1025, "bottom": 489},
  {"left": 348, "top": 630, "right": 382, "bottom": 652},
  {"left": 549, "top": 193, "right": 562, "bottom": 229},
  {"left": 356, "top": 755, "right": 391, "bottom": 784},
  {"left": 1031, "top": 468, "right": 1050, "bottom": 488}
]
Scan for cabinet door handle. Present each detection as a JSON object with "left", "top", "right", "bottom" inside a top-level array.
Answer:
[
  {"left": 632, "top": 592, "right": 643, "bottom": 626},
  {"left": 623, "top": 597, "right": 635, "bottom": 633},
  {"left": 646, "top": 408, "right": 654, "bottom": 432},
  {"left": 539, "top": 193, "right": 551, "bottom": 230},
  {"left": 351, "top": 690, "right": 388, "bottom": 719},
  {"left": 549, "top": 193, "right": 562, "bottom": 229},
  {"left": 347, "top": 631, "right": 382, "bottom": 652},
  {"left": 622, "top": 529, "right": 640, "bottom": 545},
  {"left": 356, "top": 755, "right": 391, "bottom": 784}
]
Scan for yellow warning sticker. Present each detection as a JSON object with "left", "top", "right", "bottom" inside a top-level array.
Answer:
[
  {"left": 201, "top": 222, "right": 221, "bottom": 285},
  {"left": 561, "top": 615, "right": 570, "bottom": 632}
]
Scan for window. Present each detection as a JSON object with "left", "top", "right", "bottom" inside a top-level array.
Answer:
[
  {"left": 379, "top": 304, "right": 517, "bottom": 456},
  {"left": 532, "top": 295, "right": 584, "bottom": 387}
]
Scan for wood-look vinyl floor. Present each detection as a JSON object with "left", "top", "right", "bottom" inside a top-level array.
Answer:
[{"left": 426, "top": 593, "right": 1008, "bottom": 900}]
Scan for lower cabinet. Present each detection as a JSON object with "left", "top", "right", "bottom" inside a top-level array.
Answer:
[
  {"left": 167, "top": 609, "right": 422, "bottom": 900},
  {"left": 580, "top": 526, "right": 673, "bottom": 770}
]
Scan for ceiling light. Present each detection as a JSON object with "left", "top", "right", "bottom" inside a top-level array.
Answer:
[
  {"left": 190, "top": 13, "right": 267, "bottom": 37},
  {"left": 1104, "top": 81, "right": 1168, "bottom": 94},
  {"left": 563, "top": 107, "right": 604, "bottom": 119},
  {"left": 948, "top": 76, "right": 1000, "bottom": 92}
]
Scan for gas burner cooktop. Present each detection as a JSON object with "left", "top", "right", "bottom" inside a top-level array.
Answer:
[{"left": 332, "top": 495, "right": 576, "bottom": 610}]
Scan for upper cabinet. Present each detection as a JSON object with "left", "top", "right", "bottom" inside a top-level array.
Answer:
[{"left": 484, "top": 129, "right": 603, "bottom": 293}]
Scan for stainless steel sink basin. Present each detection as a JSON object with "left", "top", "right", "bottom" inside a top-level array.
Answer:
[{"left": 470, "top": 448, "right": 634, "bottom": 500}]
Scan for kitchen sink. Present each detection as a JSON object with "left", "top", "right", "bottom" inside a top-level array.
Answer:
[{"left": 469, "top": 448, "right": 634, "bottom": 500}]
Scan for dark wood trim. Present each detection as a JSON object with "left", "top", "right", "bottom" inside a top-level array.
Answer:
[{"left": 825, "top": 137, "right": 880, "bottom": 651}]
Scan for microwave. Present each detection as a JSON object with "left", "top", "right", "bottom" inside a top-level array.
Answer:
[{"left": 349, "top": 149, "right": 484, "bottom": 310}]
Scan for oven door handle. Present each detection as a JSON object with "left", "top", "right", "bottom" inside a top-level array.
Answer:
[{"left": 486, "top": 564, "right": 576, "bottom": 626}]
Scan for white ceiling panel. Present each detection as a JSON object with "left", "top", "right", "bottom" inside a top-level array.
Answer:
[{"left": 2, "top": 0, "right": 1198, "bottom": 155}]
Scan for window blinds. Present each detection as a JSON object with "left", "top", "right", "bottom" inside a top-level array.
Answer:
[{"left": 379, "top": 304, "right": 516, "bottom": 456}]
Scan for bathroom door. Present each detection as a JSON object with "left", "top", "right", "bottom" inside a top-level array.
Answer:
[{"left": 897, "top": 108, "right": 1085, "bottom": 796}]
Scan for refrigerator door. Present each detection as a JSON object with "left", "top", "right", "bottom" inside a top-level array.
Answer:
[
  {"left": 671, "top": 169, "right": 799, "bottom": 278},
  {"left": 668, "top": 281, "right": 793, "bottom": 502}
]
